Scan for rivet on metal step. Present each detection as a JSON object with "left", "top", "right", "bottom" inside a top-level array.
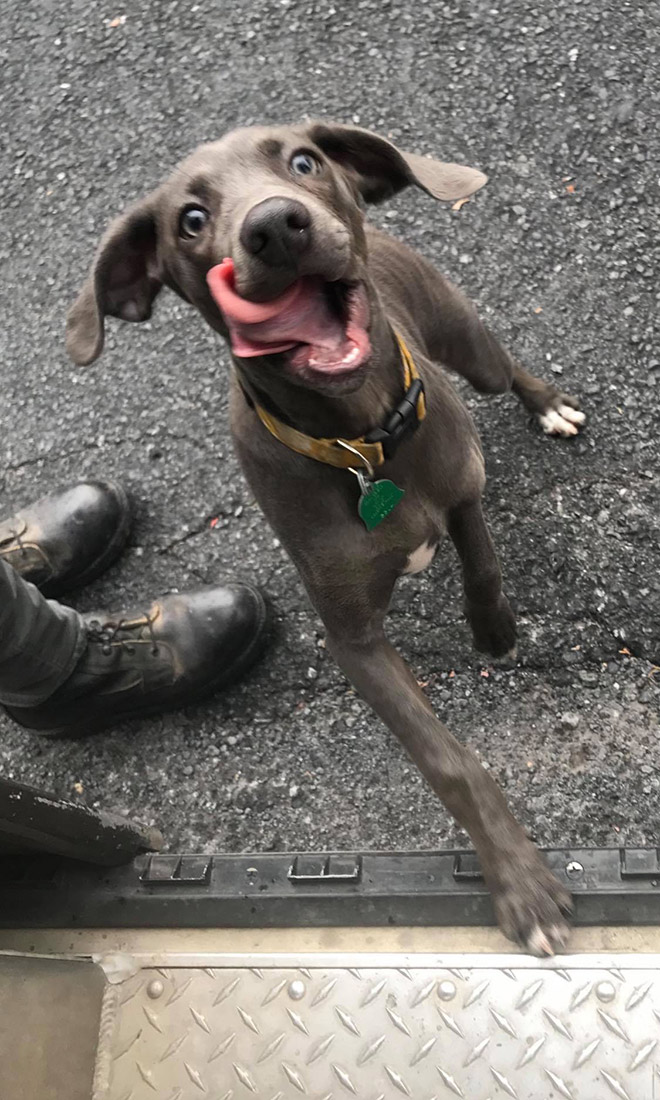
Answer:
[
  {"left": 288, "top": 980, "right": 306, "bottom": 1000},
  {"left": 566, "top": 860, "right": 584, "bottom": 878},
  {"left": 146, "top": 979, "right": 164, "bottom": 1000},
  {"left": 595, "top": 981, "right": 616, "bottom": 1002},
  {"left": 438, "top": 980, "right": 457, "bottom": 1001}
]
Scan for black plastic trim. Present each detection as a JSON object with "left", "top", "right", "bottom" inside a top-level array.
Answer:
[{"left": 2, "top": 848, "right": 660, "bottom": 929}]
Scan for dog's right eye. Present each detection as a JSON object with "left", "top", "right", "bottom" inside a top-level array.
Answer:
[
  {"left": 179, "top": 206, "right": 209, "bottom": 239},
  {"left": 290, "top": 151, "right": 322, "bottom": 177}
]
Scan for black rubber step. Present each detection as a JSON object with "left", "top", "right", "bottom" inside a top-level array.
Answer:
[{"left": 1, "top": 847, "right": 659, "bottom": 928}]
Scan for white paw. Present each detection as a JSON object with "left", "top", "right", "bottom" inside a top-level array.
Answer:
[
  {"left": 525, "top": 922, "right": 570, "bottom": 958},
  {"left": 538, "top": 404, "right": 586, "bottom": 437}
]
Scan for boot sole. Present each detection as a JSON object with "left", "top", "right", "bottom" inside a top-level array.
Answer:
[
  {"left": 39, "top": 481, "right": 132, "bottom": 598},
  {"left": 12, "top": 584, "right": 271, "bottom": 739}
]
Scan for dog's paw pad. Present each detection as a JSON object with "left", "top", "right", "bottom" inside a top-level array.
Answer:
[{"left": 538, "top": 404, "right": 586, "bottom": 437}]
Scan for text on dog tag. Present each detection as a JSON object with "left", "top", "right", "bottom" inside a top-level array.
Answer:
[{"left": 358, "top": 478, "right": 405, "bottom": 531}]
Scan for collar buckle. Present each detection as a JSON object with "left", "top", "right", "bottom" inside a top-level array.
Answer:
[{"left": 364, "top": 376, "right": 425, "bottom": 461}]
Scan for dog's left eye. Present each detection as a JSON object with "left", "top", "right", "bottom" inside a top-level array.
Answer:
[
  {"left": 179, "top": 206, "right": 209, "bottom": 239},
  {"left": 290, "top": 151, "right": 321, "bottom": 177}
]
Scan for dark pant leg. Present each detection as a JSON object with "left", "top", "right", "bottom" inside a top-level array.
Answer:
[{"left": 0, "top": 559, "right": 85, "bottom": 707}]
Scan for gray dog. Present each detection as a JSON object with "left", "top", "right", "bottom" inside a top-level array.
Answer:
[{"left": 68, "top": 122, "right": 586, "bottom": 954}]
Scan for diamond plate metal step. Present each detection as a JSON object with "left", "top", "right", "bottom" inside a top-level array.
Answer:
[
  {"left": 90, "top": 952, "right": 660, "bottom": 1100},
  {"left": 5, "top": 847, "right": 660, "bottom": 1098}
]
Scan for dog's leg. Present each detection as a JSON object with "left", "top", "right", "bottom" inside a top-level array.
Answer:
[
  {"left": 511, "top": 362, "right": 585, "bottom": 437},
  {"left": 420, "top": 270, "right": 585, "bottom": 436},
  {"left": 447, "top": 498, "right": 516, "bottom": 658},
  {"left": 442, "top": 497, "right": 579, "bottom": 948},
  {"left": 303, "top": 560, "right": 571, "bottom": 954},
  {"left": 325, "top": 609, "right": 572, "bottom": 955}
]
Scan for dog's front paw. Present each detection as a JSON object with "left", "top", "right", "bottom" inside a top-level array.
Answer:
[
  {"left": 467, "top": 594, "right": 516, "bottom": 658},
  {"left": 491, "top": 846, "right": 573, "bottom": 956},
  {"left": 538, "top": 391, "right": 586, "bottom": 437}
]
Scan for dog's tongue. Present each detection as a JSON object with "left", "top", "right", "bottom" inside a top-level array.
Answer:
[{"left": 207, "top": 258, "right": 345, "bottom": 358}]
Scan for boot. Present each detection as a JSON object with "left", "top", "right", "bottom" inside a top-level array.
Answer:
[
  {"left": 0, "top": 481, "right": 130, "bottom": 596},
  {"left": 6, "top": 584, "right": 268, "bottom": 736}
]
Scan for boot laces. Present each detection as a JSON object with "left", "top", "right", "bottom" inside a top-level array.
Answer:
[
  {"left": 0, "top": 528, "right": 27, "bottom": 556},
  {"left": 87, "top": 613, "right": 160, "bottom": 657}
]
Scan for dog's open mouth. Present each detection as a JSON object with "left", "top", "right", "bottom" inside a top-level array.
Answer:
[{"left": 206, "top": 259, "right": 371, "bottom": 374}]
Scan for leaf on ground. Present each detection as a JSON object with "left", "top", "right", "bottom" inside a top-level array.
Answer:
[
  {"left": 108, "top": 15, "right": 126, "bottom": 27},
  {"left": 533, "top": 306, "right": 543, "bottom": 314},
  {"left": 565, "top": 183, "right": 576, "bottom": 193}
]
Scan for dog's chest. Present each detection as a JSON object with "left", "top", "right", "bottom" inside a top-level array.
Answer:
[{"left": 403, "top": 538, "right": 439, "bottom": 574}]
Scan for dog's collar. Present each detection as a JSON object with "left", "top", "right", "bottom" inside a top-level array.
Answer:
[{"left": 247, "top": 330, "right": 426, "bottom": 470}]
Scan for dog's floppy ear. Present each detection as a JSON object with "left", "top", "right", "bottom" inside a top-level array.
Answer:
[
  {"left": 66, "top": 198, "right": 162, "bottom": 365},
  {"left": 308, "top": 122, "right": 487, "bottom": 204}
]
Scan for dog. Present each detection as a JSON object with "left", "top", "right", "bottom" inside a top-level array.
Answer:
[{"left": 67, "top": 122, "right": 586, "bottom": 954}]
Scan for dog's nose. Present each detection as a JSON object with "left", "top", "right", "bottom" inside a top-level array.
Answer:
[{"left": 240, "top": 197, "right": 311, "bottom": 268}]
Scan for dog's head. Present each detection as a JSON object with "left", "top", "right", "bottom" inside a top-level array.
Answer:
[{"left": 67, "top": 122, "right": 486, "bottom": 392}]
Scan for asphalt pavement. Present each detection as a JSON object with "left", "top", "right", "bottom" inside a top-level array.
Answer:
[{"left": 0, "top": 0, "right": 658, "bottom": 855}]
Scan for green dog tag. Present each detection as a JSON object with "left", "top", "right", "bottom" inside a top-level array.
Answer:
[{"left": 358, "top": 478, "right": 405, "bottom": 531}]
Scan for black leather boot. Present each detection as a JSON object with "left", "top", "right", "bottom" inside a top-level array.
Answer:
[
  {"left": 5, "top": 584, "right": 268, "bottom": 736},
  {"left": 0, "top": 481, "right": 131, "bottom": 596}
]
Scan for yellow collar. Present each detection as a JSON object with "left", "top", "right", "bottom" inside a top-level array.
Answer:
[{"left": 249, "top": 330, "right": 426, "bottom": 470}]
